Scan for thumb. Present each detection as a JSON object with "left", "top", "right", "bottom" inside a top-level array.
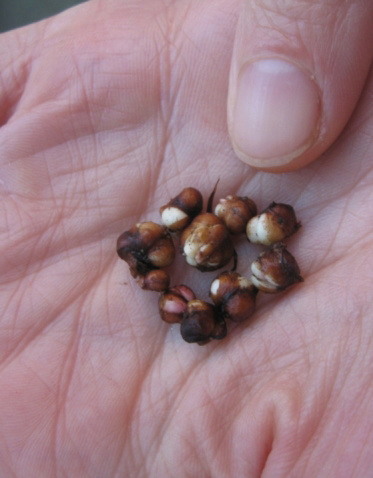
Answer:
[{"left": 228, "top": 0, "right": 373, "bottom": 172}]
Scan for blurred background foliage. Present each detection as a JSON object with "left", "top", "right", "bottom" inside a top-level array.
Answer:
[{"left": 0, "top": 0, "right": 84, "bottom": 33}]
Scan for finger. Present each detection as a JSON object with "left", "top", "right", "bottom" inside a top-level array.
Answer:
[{"left": 227, "top": 0, "right": 373, "bottom": 172}]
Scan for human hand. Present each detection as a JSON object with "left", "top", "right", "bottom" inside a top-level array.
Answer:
[{"left": 0, "top": 1, "right": 372, "bottom": 476}]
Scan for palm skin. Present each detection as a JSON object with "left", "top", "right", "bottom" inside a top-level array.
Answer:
[{"left": 0, "top": 1, "right": 373, "bottom": 476}]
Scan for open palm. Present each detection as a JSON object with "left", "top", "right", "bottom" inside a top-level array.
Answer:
[{"left": 1, "top": 1, "right": 373, "bottom": 476}]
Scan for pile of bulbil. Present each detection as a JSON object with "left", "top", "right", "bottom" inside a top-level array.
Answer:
[{"left": 116, "top": 185, "right": 303, "bottom": 345}]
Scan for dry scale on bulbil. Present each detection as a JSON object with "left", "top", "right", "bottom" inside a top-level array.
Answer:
[{"left": 116, "top": 184, "right": 304, "bottom": 345}]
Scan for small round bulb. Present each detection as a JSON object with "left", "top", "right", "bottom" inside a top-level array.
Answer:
[
  {"left": 246, "top": 202, "right": 301, "bottom": 245},
  {"left": 180, "top": 213, "right": 234, "bottom": 272},
  {"left": 210, "top": 271, "right": 257, "bottom": 322},
  {"left": 251, "top": 243, "right": 303, "bottom": 293},
  {"left": 160, "top": 187, "right": 203, "bottom": 232}
]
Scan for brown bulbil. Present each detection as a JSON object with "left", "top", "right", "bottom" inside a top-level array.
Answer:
[
  {"left": 159, "top": 285, "right": 196, "bottom": 324},
  {"left": 117, "top": 222, "right": 175, "bottom": 278},
  {"left": 139, "top": 269, "right": 170, "bottom": 292},
  {"left": 160, "top": 187, "right": 203, "bottom": 232},
  {"left": 215, "top": 195, "right": 257, "bottom": 235},
  {"left": 180, "top": 213, "right": 235, "bottom": 272},
  {"left": 251, "top": 243, "right": 303, "bottom": 293},
  {"left": 181, "top": 300, "right": 222, "bottom": 344},
  {"left": 246, "top": 202, "right": 301, "bottom": 245},
  {"left": 210, "top": 271, "right": 257, "bottom": 322}
]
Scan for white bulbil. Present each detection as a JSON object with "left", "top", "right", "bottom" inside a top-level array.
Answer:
[
  {"left": 161, "top": 207, "right": 188, "bottom": 228},
  {"left": 246, "top": 215, "right": 271, "bottom": 244},
  {"left": 251, "top": 261, "right": 278, "bottom": 291},
  {"left": 250, "top": 275, "right": 270, "bottom": 290},
  {"left": 215, "top": 196, "right": 234, "bottom": 218},
  {"left": 184, "top": 237, "right": 199, "bottom": 266},
  {"left": 214, "top": 196, "right": 233, "bottom": 219},
  {"left": 210, "top": 278, "right": 220, "bottom": 296},
  {"left": 185, "top": 254, "right": 197, "bottom": 266},
  {"left": 214, "top": 202, "right": 226, "bottom": 217}
]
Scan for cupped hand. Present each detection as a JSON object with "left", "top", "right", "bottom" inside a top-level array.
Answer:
[{"left": 1, "top": 1, "right": 373, "bottom": 476}]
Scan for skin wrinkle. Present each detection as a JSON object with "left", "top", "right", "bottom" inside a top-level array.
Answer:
[
  {"left": 201, "top": 419, "right": 230, "bottom": 476},
  {"left": 188, "top": 409, "right": 222, "bottom": 477},
  {"left": 205, "top": 388, "right": 247, "bottom": 475},
  {"left": 8, "top": 31, "right": 154, "bottom": 131},
  {"left": 3, "top": 355, "right": 65, "bottom": 475},
  {"left": 183, "top": 431, "right": 213, "bottom": 478},
  {"left": 252, "top": 0, "right": 354, "bottom": 18},
  {"left": 0, "top": 242, "right": 116, "bottom": 369},
  {"left": 158, "top": 448, "right": 174, "bottom": 478},
  {"left": 351, "top": 406, "right": 373, "bottom": 474},
  {"left": 63, "top": 127, "right": 97, "bottom": 183},
  {"left": 140, "top": 375, "right": 177, "bottom": 473},
  {"left": 142, "top": 29, "right": 170, "bottom": 205},
  {"left": 232, "top": 294, "right": 302, "bottom": 347},
  {"left": 140, "top": 349, "right": 207, "bottom": 469},
  {"left": 1, "top": 218, "right": 118, "bottom": 286},
  {"left": 168, "top": 433, "right": 203, "bottom": 478},
  {"left": 74, "top": 347, "right": 139, "bottom": 476},
  {"left": 1, "top": 110, "right": 93, "bottom": 163},
  {"left": 260, "top": 392, "right": 302, "bottom": 476},
  {"left": 235, "top": 398, "right": 275, "bottom": 476},
  {"left": 114, "top": 326, "right": 168, "bottom": 473},
  {"left": 350, "top": 430, "right": 373, "bottom": 478},
  {"left": 70, "top": 55, "right": 97, "bottom": 148},
  {"left": 261, "top": 323, "right": 290, "bottom": 373},
  {"left": 308, "top": 152, "right": 367, "bottom": 206},
  {"left": 53, "top": 317, "right": 88, "bottom": 477},
  {"left": 341, "top": 112, "right": 373, "bottom": 148},
  {"left": 152, "top": 3, "right": 236, "bottom": 193},
  {"left": 290, "top": 323, "right": 365, "bottom": 474},
  {"left": 298, "top": 404, "right": 349, "bottom": 475},
  {"left": 296, "top": 190, "right": 365, "bottom": 273},
  {"left": 0, "top": 27, "right": 39, "bottom": 123},
  {"left": 249, "top": 1, "right": 328, "bottom": 46},
  {"left": 0, "top": 281, "right": 33, "bottom": 360},
  {"left": 61, "top": 432, "right": 92, "bottom": 478},
  {"left": 333, "top": 368, "right": 370, "bottom": 455},
  {"left": 232, "top": 284, "right": 354, "bottom": 440},
  {"left": 322, "top": 196, "right": 351, "bottom": 255},
  {"left": 0, "top": 429, "right": 16, "bottom": 476},
  {"left": 2, "top": 212, "right": 75, "bottom": 279},
  {"left": 0, "top": 286, "right": 79, "bottom": 370},
  {"left": 85, "top": 380, "right": 131, "bottom": 477},
  {"left": 152, "top": 17, "right": 182, "bottom": 197},
  {"left": 169, "top": 346, "right": 274, "bottom": 472}
]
